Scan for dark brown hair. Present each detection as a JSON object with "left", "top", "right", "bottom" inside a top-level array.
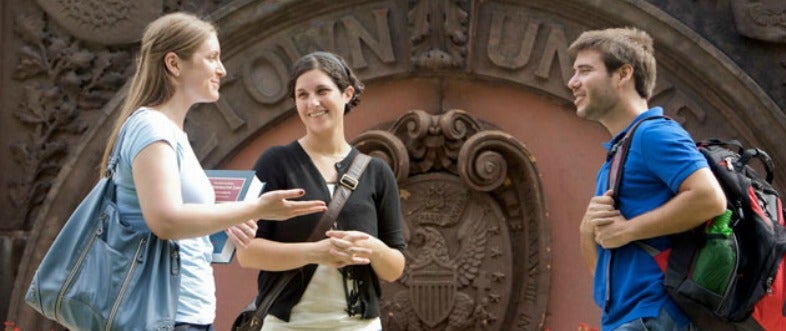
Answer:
[{"left": 286, "top": 51, "right": 365, "bottom": 114}]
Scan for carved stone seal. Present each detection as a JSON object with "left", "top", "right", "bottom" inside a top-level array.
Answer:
[
  {"left": 35, "top": 0, "right": 162, "bottom": 44},
  {"left": 732, "top": 0, "right": 786, "bottom": 43}
]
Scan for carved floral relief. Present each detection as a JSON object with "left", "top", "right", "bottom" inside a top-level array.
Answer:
[
  {"left": 409, "top": 0, "right": 470, "bottom": 69},
  {"left": 9, "top": 9, "right": 133, "bottom": 230},
  {"left": 6, "top": 0, "right": 230, "bottom": 230}
]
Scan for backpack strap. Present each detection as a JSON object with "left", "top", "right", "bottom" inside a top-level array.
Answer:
[
  {"left": 607, "top": 116, "right": 670, "bottom": 270},
  {"left": 698, "top": 139, "right": 774, "bottom": 184},
  {"left": 697, "top": 139, "right": 744, "bottom": 154},
  {"left": 739, "top": 148, "right": 774, "bottom": 184},
  {"left": 607, "top": 115, "right": 666, "bottom": 207}
]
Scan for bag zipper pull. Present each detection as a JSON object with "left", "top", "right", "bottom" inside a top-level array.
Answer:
[{"left": 766, "top": 276, "right": 774, "bottom": 294}]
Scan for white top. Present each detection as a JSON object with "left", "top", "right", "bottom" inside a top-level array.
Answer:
[{"left": 261, "top": 183, "right": 381, "bottom": 330}]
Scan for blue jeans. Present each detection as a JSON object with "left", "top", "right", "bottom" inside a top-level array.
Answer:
[{"left": 613, "top": 307, "right": 694, "bottom": 331}]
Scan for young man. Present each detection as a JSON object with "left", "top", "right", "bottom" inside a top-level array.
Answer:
[{"left": 568, "top": 27, "right": 727, "bottom": 330}]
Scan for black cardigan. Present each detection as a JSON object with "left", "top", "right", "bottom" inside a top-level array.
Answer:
[{"left": 252, "top": 141, "right": 405, "bottom": 321}]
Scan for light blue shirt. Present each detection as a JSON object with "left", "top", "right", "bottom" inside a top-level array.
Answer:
[{"left": 114, "top": 108, "right": 216, "bottom": 324}]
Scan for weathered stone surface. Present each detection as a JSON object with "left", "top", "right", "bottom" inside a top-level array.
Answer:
[{"left": 3, "top": 0, "right": 785, "bottom": 329}]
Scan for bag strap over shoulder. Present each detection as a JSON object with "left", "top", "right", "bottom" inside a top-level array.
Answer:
[
  {"left": 105, "top": 126, "right": 129, "bottom": 178},
  {"left": 105, "top": 111, "right": 149, "bottom": 178},
  {"left": 608, "top": 115, "right": 666, "bottom": 207},
  {"left": 607, "top": 116, "right": 668, "bottom": 260},
  {"left": 306, "top": 153, "right": 372, "bottom": 242},
  {"left": 240, "top": 153, "right": 373, "bottom": 331}
]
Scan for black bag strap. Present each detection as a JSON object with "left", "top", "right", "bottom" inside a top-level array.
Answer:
[
  {"left": 239, "top": 153, "right": 373, "bottom": 331},
  {"left": 607, "top": 116, "right": 666, "bottom": 255},
  {"left": 698, "top": 139, "right": 774, "bottom": 184},
  {"left": 608, "top": 116, "right": 666, "bottom": 207},
  {"left": 739, "top": 147, "right": 775, "bottom": 183}
]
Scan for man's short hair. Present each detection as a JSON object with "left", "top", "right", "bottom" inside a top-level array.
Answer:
[{"left": 568, "top": 27, "right": 657, "bottom": 100}]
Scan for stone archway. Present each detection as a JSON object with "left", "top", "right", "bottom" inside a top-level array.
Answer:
[
  {"left": 9, "top": 0, "right": 786, "bottom": 329},
  {"left": 353, "top": 110, "right": 550, "bottom": 329}
]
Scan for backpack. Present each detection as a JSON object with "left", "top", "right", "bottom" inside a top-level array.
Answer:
[{"left": 609, "top": 116, "right": 786, "bottom": 331}]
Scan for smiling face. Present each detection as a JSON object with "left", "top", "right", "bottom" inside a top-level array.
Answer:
[
  {"left": 178, "top": 32, "right": 226, "bottom": 104},
  {"left": 294, "top": 69, "right": 354, "bottom": 135},
  {"left": 567, "top": 49, "right": 620, "bottom": 122}
]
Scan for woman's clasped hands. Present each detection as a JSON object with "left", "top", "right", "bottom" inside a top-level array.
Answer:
[{"left": 319, "top": 230, "right": 376, "bottom": 268}]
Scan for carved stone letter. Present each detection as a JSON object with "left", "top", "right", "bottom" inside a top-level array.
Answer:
[
  {"left": 534, "top": 25, "right": 572, "bottom": 83},
  {"left": 242, "top": 50, "right": 290, "bottom": 104},
  {"left": 487, "top": 11, "right": 540, "bottom": 69},
  {"left": 341, "top": 8, "right": 396, "bottom": 68}
]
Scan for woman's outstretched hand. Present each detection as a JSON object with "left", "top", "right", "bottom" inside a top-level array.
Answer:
[{"left": 255, "top": 189, "right": 327, "bottom": 220}]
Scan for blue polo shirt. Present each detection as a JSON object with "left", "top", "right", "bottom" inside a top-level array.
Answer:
[{"left": 593, "top": 107, "right": 708, "bottom": 330}]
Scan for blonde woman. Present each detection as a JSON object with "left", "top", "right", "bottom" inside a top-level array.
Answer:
[{"left": 100, "top": 13, "right": 327, "bottom": 330}]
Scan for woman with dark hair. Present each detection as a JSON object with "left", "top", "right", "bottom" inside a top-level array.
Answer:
[{"left": 237, "top": 51, "right": 406, "bottom": 330}]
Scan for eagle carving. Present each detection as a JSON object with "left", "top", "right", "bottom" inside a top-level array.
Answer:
[{"left": 387, "top": 182, "right": 491, "bottom": 330}]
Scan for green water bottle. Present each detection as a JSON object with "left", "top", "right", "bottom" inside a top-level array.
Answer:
[{"left": 691, "top": 209, "right": 735, "bottom": 295}]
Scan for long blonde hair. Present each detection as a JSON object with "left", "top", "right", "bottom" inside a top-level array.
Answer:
[{"left": 100, "top": 12, "right": 216, "bottom": 175}]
